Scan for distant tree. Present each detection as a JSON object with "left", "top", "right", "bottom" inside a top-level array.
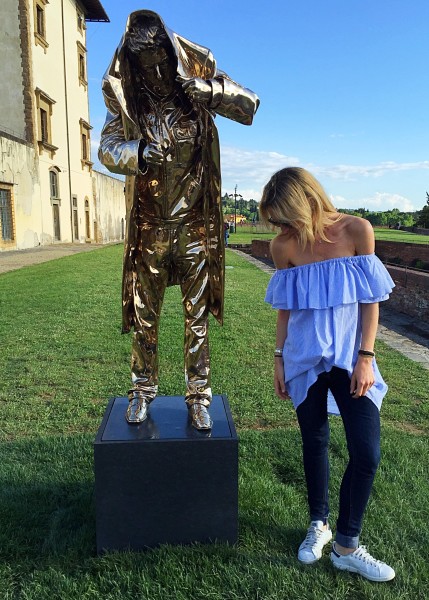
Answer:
[
  {"left": 338, "top": 208, "right": 363, "bottom": 218},
  {"left": 248, "top": 199, "right": 258, "bottom": 214},
  {"left": 366, "top": 212, "right": 388, "bottom": 226},
  {"left": 398, "top": 212, "right": 416, "bottom": 227},
  {"left": 415, "top": 193, "right": 429, "bottom": 228}
]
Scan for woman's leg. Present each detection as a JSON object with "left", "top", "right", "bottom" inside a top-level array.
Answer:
[
  {"left": 296, "top": 373, "right": 330, "bottom": 522},
  {"left": 296, "top": 373, "right": 333, "bottom": 564},
  {"left": 329, "top": 367, "right": 381, "bottom": 549}
]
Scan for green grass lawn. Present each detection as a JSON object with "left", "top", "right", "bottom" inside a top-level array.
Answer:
[
  {"left": 0, "top": 246, "right": 428, "bottom": 599},
  {"left": 373, "top": 228, "right": 429, "bottom": 245},
  {"left": 228, "top": 225, "right": 429, "bottom": 246}
]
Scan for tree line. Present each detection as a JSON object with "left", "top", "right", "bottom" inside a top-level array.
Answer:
[
  {"left": 338, "top": 194, "right": 429, "bottom": 228},
  {"left": 222, "top": 193, "right": 429, "bottom": 228}
]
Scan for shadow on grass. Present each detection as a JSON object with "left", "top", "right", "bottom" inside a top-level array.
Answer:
[
  {"left": 0, "top": 429, "right": 312, "bottom": 571},
  {"left": 0, "top": 434, "right": 97, "bottom": 565},
  {"left": 0, "top": 428, "right": 427, "bottom": 598}
]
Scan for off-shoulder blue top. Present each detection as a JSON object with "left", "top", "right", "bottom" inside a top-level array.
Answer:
[{"left": 265, "top": 254, "right": 395, "bottom": 414}]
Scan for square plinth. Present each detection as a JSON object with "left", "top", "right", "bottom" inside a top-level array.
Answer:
[{"left": 94, "top": 395, "right": 238, "bottom": 553}]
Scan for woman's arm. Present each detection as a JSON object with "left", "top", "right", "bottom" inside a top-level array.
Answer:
[
  {"left": 270, "top": 233, "right": 294, "bottom": 399},
  {"left": 274, "top": 309, "right": 290, "bottom": 399},
  {"left": 348, "top": 215, "right": 378, "bottom": 397},
  {"left": 350, "top": 302, "right": 379, "bottom": 398}
]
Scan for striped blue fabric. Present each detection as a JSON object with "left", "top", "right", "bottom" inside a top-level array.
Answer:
[{"left": 265, "top": 254, "right": 395, "bottom": 414}]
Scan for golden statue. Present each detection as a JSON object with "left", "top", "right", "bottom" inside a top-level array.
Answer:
[{"left": 99, "top": 10, "right": 259, "bottom": 429}]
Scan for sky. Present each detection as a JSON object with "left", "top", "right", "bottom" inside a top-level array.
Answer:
[{"left": 86, "top": 0, "right": 429, "bottom": 212}]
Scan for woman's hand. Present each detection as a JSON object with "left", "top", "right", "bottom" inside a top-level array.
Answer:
[
  {"left": 274, "top": 358, "right": 290, "bottom": 400},
  {"left": 350, "top": 356, "right": 375, "bottom": 398}
]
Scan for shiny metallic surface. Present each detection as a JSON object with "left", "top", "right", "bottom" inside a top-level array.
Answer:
[
  {"left": 188, "top": 403, "right": 213, "bottom": 430},
  {"left": 98, "top": 10, "right": 259, "bottom": 419},
  {"left": 126, "top": 390, "right": 149, "bottom": 423}
]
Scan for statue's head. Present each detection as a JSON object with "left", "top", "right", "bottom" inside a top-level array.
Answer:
[{"left": 123, "top": 12, "right": 177, "bottom": 98}]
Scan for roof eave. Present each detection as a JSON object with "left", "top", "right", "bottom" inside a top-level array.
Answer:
[{"left": 79, "top": 0, "right": 110, "bottom": 23}]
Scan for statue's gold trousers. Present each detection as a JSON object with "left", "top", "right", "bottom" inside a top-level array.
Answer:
[{"left": 130, "top": 215, "right": 211, "bottom": 407}]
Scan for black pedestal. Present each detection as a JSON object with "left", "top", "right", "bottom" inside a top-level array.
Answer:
[{"left": 94, "top": 395, "right": 238, "bottom": 553}]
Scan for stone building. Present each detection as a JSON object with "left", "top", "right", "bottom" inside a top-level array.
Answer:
[{"left": 0, "top": 0, "right": 125, "bottom": 251}]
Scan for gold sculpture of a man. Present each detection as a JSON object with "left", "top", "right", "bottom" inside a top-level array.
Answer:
[{"left": 99, "top": 10, "right": 259, "bottom": 429}]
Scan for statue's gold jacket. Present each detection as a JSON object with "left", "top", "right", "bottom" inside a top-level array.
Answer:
[{"left": 99, "top": 10, "right": 259, "bottom": 332}]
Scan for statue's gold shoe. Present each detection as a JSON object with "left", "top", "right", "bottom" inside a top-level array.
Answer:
[
  {"left": 126, "top": 390, "right": 150, "bottom": 423},
  {"left": 189, "top": 403, "right": 212, "bottom": 430}
]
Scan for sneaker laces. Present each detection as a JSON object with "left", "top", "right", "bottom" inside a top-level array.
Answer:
[
  {"left": 301, "top": 525, "right": 325, "bottom": 549},
  {"left": 353, "top": 546, "right": 383, "bottom": 565}
]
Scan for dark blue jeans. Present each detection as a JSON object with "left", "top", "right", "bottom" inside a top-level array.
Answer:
[{"left": 296, "top": 367, "right": 381, "bottom": 548}]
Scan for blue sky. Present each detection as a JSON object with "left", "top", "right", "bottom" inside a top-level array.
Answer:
[{"left": 87, "top": 0, "right": 429, "bottom": 212}]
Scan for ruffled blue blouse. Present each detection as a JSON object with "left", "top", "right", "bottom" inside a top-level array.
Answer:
[{"left": 265, "top": 254, "right": 395, "bottom": 414}]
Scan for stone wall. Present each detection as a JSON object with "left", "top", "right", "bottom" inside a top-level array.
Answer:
[
  {"left": 375, "top": 240, "right": 429, "bottom": 268},
  {"left": 386, "top": 266, "right": 429, "bottom": 321},
  {"left": 18, "top": 0, "right": 35, "bottom": 144},
  {"left": 251, "top": 238, "right": 429, "bottom": 268},
  {"left": 401, "top": 226, "right": 429, "bottom": 236},
  {"left": 251, "top": 239, "right": 272, "bottom": 261}
]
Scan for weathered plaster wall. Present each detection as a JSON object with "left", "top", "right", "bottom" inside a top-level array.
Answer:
[
  {"left": 92, "top": 171, "right": 125, "bottom": 243},
  {"left": 0, "top": 135, "right": 43, "bottom": 250},
  {"left": 0, "top": 0, "right": 27, "bottom": 140}
]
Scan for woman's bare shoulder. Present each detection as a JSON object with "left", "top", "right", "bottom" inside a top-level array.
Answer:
[
  {"left": 342, "top": 214, "right": 375, "bottom": 254},
  {"left": 270, "top": 232, "right": 296, "bottom": 269}
]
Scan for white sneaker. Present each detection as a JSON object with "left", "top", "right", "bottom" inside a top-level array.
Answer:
[
  {"left": 298, "top": 520, "right": 333, "bottom": 564},
  {"left": 331, "top": 543, "right": 395, "bottom": 582}
]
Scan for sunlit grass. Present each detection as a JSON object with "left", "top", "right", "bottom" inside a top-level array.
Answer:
[
  {"left": 227, "top": 224, "right": 429, "bottom": 245},
  {"left": 0, "top": 246, "right": 427, "bottom": 598}
]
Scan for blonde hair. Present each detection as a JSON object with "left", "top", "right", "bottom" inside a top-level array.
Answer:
[{"left": 259, "top": 167, "right": 341, "bottom": 247}]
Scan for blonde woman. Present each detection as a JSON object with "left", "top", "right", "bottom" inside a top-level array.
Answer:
[{"left": 261, "top": 167, "right": 395, "bottom": 582}]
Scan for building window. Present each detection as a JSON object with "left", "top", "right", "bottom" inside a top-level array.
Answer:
[
  {"left": 34, "top": 0, "right": 49, "bottom": 51},
  {"left": 77, "top": 9, "right": 85, "bottom": 34},
  {"left": 72, "top": 195, "right": 79, "bottom": 240},
  {"left": 0, "top": 184, "right": 15, "bottom": 246},
  {"left": 49, "top": 169, "right": 59, "bottom": 199},
  {"left": 35, "top": 88, "right": 58, "bottom": 157},
  {"left": 36, "top": 5, "right": 45, "bottom": 36},
  {"left": 79, "top": 53, "right": 86, "bottom": 81},
  {"left": 77, "top": 42, "right": 87, "bottom": 87},
  {"left": 81, "top": 133, "right": 88, "bottom": 160},
  {"left": 49, "top": 168, "right": 61, "bottom": 241},
  {"left": 52, "top": 203, "right": 61, "bottom": 241},
  {"left": 85, "top": 197, "right": 91, "bottom": 241},
  {"left": 40, "top": 108, "right": 48, "bottom": 142},
  {"left": 79, "top": 118, "right": 93, "bottom": 170}
]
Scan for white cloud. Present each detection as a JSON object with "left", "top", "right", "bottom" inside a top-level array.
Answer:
[
  {"left": 221, "top": 146, "right": 300, "bottom": 184},
  {"left": 221, "top": 145, "right": 429, "bottom": 184},
  {"left": 313, "top": 161, "right": 429, "bottom": 180},
  {"left": 87, "top": 138, "right": 425, "bottom": 211},
  {"left": 331, "top": 192, "right": 416, "bottom": 212},
  {"left": 220, "top": 145, "right": 429, "bottom": 205}
]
